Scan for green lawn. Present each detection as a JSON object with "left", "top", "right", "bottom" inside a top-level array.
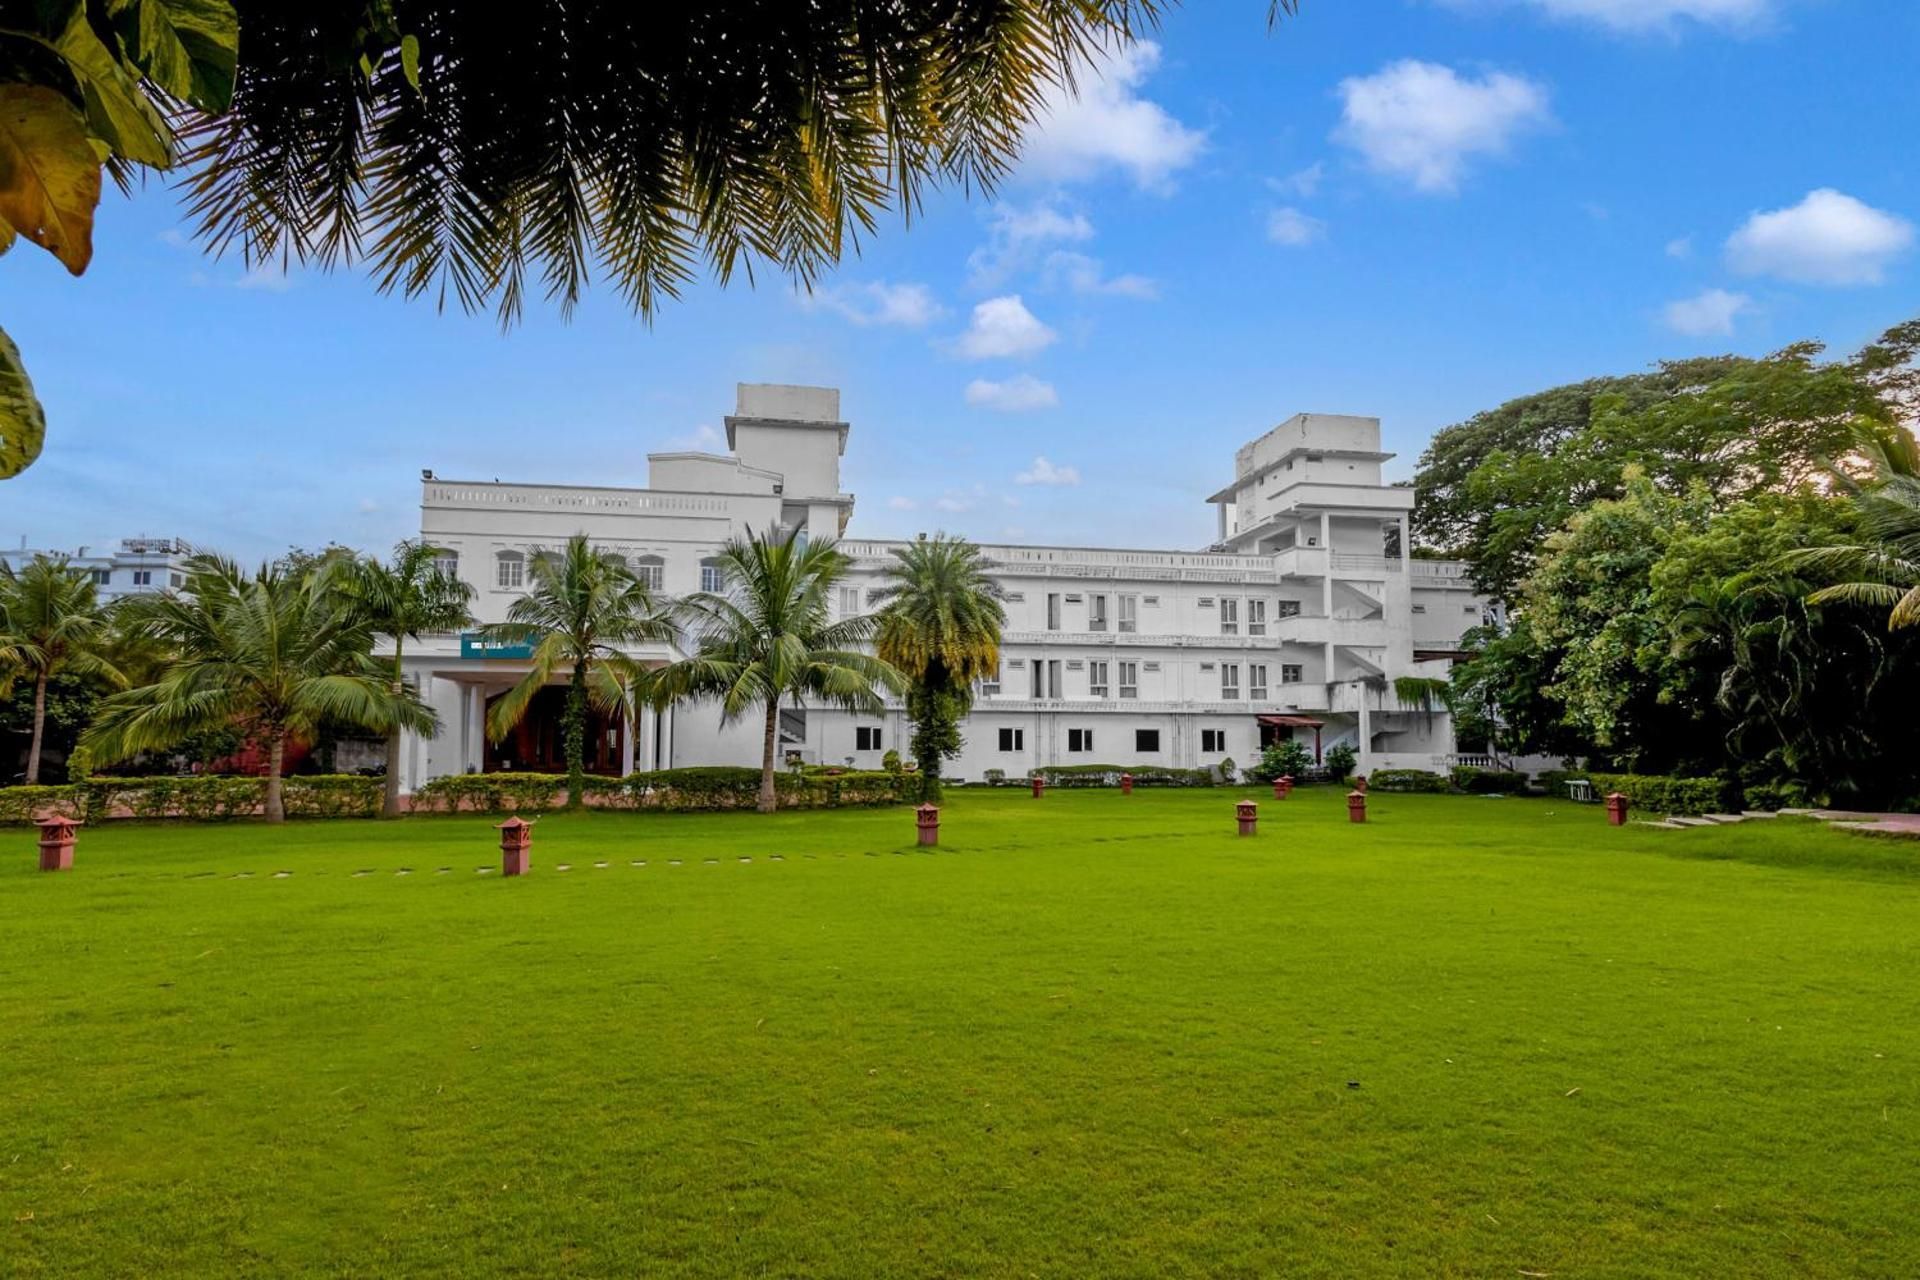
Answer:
[{"left": 4, "top": 789, "right": 1918, "bottom": 1278}]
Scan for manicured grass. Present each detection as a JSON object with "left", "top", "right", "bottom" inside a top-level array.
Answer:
[{"left": 4, "top": 789, "right": 1919, "bottom": 1277}]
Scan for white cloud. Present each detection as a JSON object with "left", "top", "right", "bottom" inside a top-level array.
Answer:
[
  {"left": 235, "top": 261, "right": 297, "bottom": 292},
  {"left": 1040, "top": 251, "right": 1158, "bottom": 299},
  {"left": 1267, "top": 207, "right": 1327, "bottom": 247},
  {"left": 798, "top": 279, "right": 942, "bottom": 327},
  {"left": 1015, "top": 456, "right": 1082, "bottom": 487},
  {"left": 1268, "top": 163, "right": 1325, "bottom": 199},
  {"left": 968, "top": 200, "right": 1096, "bottom": 286},
  {"left": 933, "top": 493, "right": 976, "bottom": 514},
  {"left": 1490, "top": 0, "right": 1774, "bottom": 32},
  {"left": 1666, "top": 235, "right": 1694, "bottom": 259},
  {"left": 1725, "top": 189, "right": 1915, "bottom": 286},
  {"left": 966, "top": 375, "right": 1060, "bottom": 413},
  {"left": 666, "top": 423, "right": 726, "bottom": 452},
  {"left": 1333, "top": 60, "right": 1552, "bottom": 195},
  {"left": 886, "top": 495, "right": 918, "bottom": 511},
  {"left": 1021, "top": 41, "right": 1206, "bottom": 191},
  {"left": 1662, "top": 288, "right": 1752, "bottom": 336},
  {"left": 952, "top": 296, "right": 1058, "bottom": 360}
]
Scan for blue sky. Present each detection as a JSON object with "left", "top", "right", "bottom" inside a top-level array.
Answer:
[{"left": 5, "top": 0, "right": 1917, "bottom": 560}]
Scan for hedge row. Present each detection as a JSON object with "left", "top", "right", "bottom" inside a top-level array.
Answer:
[
  {"left": 1585, "top": 772, "right": 1729, "bottom": 817},
  {"left": 410, "top": 767, "right": 912, "bottom": 814},
  {"left": 1023, "top": 764, "right": 1218, "bottom": 789},
  {"left": 0, "top": 775, "right": 383, "bottom": 825},
  {"left": 1367, "top": 769, "right": 1452, "bottom": 794},
  {"left": 1450, "top": 766, "right": 1533, "bottom": 795}
]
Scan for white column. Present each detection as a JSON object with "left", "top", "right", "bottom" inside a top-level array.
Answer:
[{"left": 466, "top": 684, "right": 485, "bottom": 772}]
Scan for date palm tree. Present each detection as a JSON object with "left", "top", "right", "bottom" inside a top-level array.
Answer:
[
  {"left": 481, "top": 536, "right": 675, "bottom": 809},
  {"left": 0, "top": 556, "right": 126, "bottom": 783},
  {"left": 1793, "top": 431, "right": 1920, "bottom": 629},
  {"left": 651, "top": 527, "right": 905, "bottom": 813},
  {"left": 82, "top": 555, "right": 436, "bottom": 822},
  {"left": 338, "top": 541, "right": 475, "bottom": 815},
  {"left": 871, "top": 534, "right": 1005, "bottom": 800}
]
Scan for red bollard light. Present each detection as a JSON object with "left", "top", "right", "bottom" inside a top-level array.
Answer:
[
  {"left": 1031, "top": 775, "right": 1046, "bottom": 799},
  {"left": 1605, "top": 792, "right": 1629, "bottom": 827},
  {"left": 496, "top": 815, "right": 534, "bottom": 876},
  {"left": 1120, "top": 772, "right": 1134, "bottom": 796},
  {"left": 35, "top": 816, "right": 80, "bottom": 872},
  {"left": 916, "top": 803, "right": 940, "bottom": 847},
  {"left": 1347, "top": 790, "right": 1367, "bottom": 824},
  {"left": 1353, "top": 774, "right": 1368, "bottom": 794},
  {"left": 1236, "top": 799, "right": 1259, "bottom": 837},
  {"left": 1273, "top": 775, "right": 1293, "bottom": 800}
]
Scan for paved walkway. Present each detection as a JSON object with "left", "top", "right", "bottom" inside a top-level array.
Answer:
[{"left": 1635, "top": 808, "right": 1920, "bottom": 837}]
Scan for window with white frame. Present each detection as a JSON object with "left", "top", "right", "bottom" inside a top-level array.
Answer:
[
  {"left": 88, "top": 568, "right": 111, "bottom": 586},
  {"left": 1046, "top": 593, "right": 1062, "bottom": 630},
  {"left": 1281, "top": 663, "right": 1304, "bottom": 684},
  {"left": 1118, "top": 594, "right": 1138, "bottom": 633},
  {"left": 1068, "top": 728, "right": 1094, "bottom": 753},
  {"left": 856, "top": 726, "right": 883, "bottom": 752},
  {"left": 1118, "top": 661, "right": 1138, "bottom": 699},
  {"left": 1277, "top": 599, "right": 1302, "bottom": 618},
  {"left": 839, "top": 586, "right": 861, "bottom": 617},
  {"left": 131, "top": 569, "right": 153, "bottom": 587},
  {"left": 1088, "top": 659, "right": 1109, "bottom": 698},
  {"left": 495, "top": 552, "right": 524, "bottom": 589},
  {"left": 980, "top": 662, "right": 1002, "bottom": 697},
  {"left": 998, "top": 727, "right": 1024, "bottom": 751},
  {"left": 1089, "top": 594, "right": 1109, "bottom": 632},
  {"left": 633, "top": 555, "right": 665, "bottom": 592},
  {"left": 700, "top": 558, "right": 726, "bottom": 593},
  {"left": 1248, "top": 599, "right": 1268, "bottom": 636},
  {"left": 1220, "top": 663, "right": 1241, "bottom": 700},
  {"left": 433, "top": 551, "right": 459, "bottom": 579},
  {"left": 169, "top": 571, "right": 183, "bottom": 588},
  {"left": 1249, "top": 663, "right": 1269, "bottom": 700},
  {"left": 1201, "top": 728, "right": 1226, "bottom": 753},
  {"left": 1219, "top": 597, "right": 1239, "bottom": 635}
]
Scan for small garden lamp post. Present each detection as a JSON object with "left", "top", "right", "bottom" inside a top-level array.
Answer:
[
  {"left": 1605, "top": 792, "right": 1630, "bottom": 827},
  {"left": 1273, "top": 775, "right": 1293, "bottom": 800},
  {"left": 1030, "top": 775, "right": 1045, "bottom": 799},
  {"left": 1353, "top": 775, "right": 1368, "bottom": 794},
  {"left": 1120, "top": 772, "right": 1134, "bottom": 796},
  {"left": 496, "top": 816, "right": 534, "bottom": 876},
  {"left": 35, "top": 816, "right": 80, "bottom": 871},
  {"left": 916, "top": 803, "right": 940, "bottom": 847},
  {"left": 1236, "top": 799, "right": 1258, "bottom": 837},
  {"left": 1347, "top": 790, "right": 1367, "bottom": 824}
]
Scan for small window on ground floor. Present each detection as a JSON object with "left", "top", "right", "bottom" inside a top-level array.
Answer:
[
  {"left": 1068, "top": 728, "right": 1093, "bottom": 753},
  {"left": 856, "top": 726, "right": 882, "bottom": 751},
  {"left": 1135, "top": 729, "right": 1160, "bottom": 753},
  {"left": 998, "top": 727, "right": 1024, "bottom": 751},
  {"left": 1201, "top": 728, "right": 1226, "bottom": 753}
]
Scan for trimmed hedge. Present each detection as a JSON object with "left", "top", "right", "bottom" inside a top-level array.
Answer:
[
  {"left": 1450, "top": 766, "right": 1531, "bottom": 794},
  {"left": 1586, "top": 772, "right": 1728, "bottom": 817},
  {"left": 410, "top": 767, "right": 912, "bottom": 814},
  {"left": 1027, "top": 764, "right": 1216, "bottom": 788},
  {"left": 1368, "top": 769, "right": 1450, "bottom": 794},
  {"left": 0, "top": 775, "right": 383, "bottom": 824}
]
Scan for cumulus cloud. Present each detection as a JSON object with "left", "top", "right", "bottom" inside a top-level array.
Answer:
[
  {"left": 1662, "top": 288, "right": 1752, "bottom": 336},
  {"left": 952, "top": 296, "right": 1058, "bottom": 360},
  {"left": 1015, "top": 456, "right": 1082, "bottom": 487},
  {"left": 886, "top": 495, "right": 918, "bottom": 511},
  {"left": 1267, "top": 207, "right": 1327, "bottom": 247},
  {"left": 1268, "top": 163, "right": 1325, "bottom": 199},
  {"left": 797, "top": 279, "right": 942, "bottom": 327},
  {"left": 1040, "top": 251, "right": 1158, "bottom": 299},
  {"left": 1485, "top": 0, "right": 1774, "bottom": 32},
  {"left": 1333, "top": 60, "right": 1552, "bottom": 195},
  {"left": 1021, "top": 41, "right": 1206, "bottom": 191},
  {"left": 967, "top": 200, "right": 1095, "bottom": 286},
  {"left": 1666, "top": 235, "right": 1694, "bottom": 259},
  {"left": 966, "top": 375, "right": 1060, "bottom": 413},
  {"left": 235, "top": 261, "right": 298, "bottom": 292},
  {"left": 1724, "top": 189, "right": 1914, "bottom": 286},
  {"left": 665, "top": 423, "right": 727, "bottom": 452}
]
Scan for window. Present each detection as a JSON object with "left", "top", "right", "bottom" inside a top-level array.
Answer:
[
  {"left": 1119, "top": 594, "right": 1138, "bottom": 633},
  {"left": 1412, "top": 604, "right": 1427, "bottom": 614},
  {"left": 132, "top": 569, "right": 153, "bottom": 587},
  {"left": 1027, "top": 659, "right": 1060, "bottom": 699},
  {"left": 1005, "top": 591, "right": 1026, "bottom": 603},
  {"left": 1135, "top": 728, "right": 1161, "bottom": 753},
  {"left": 1464, "top": 605, "right": 1479, "bottom": 615},
  {"left": 1201, "top": 728, "right": 1226, "bottom": 753},
  {"left": 998, "top": 727, "right": 1024, "bottom": 752},
  {"left": 980, "top": 663, "right": 1002, "bottom": 697},
  {"left": 88, "top": 568, "right": 111, "bottom": 586},
  {"left": 1248, "top": 599, "right": 1268, "bottom": 636},
  {"left": 1088, "top": 660, "right": 1109, "bottom": 698},
  {"left": 1219, "top": 597, "right": 1239, "bottom": 635},
  {"left": 1221, "top": 663, "right": 1241, "bottom": 700},
  {"left": 432, "top": 551, "right": 460, "bottom": 579},
  {"left": 839, "top": 586, "right": 861, "bottom": 618},
  {"left": 856, "top": 726, "right": 883, "bottom": 752},
  {"left": 700, "top": 559, "right": 726, "bottom": 593},
  {"left": 778, "top": 708, "right": 807, "bottom": 744},
  {"left": 1068, "top": 728, "right": 1094, "bottom": 753},
  {"left": 1198, "top": 597, "right": 1216, "bottom": 609},
  {"left": 1249, "top": 664, "right": 1269, "bottom": 701},
  {"left": 1118, "top": 661, "right": 1138, "bottom": 699},
  {"left": 633, "top": 555, "right": 665, "bottom": 592},
  {"left": 495, "top": 551, "right": 524, "bottom": 590},
  {"left": 1046, "top": 593, "right": 1062, "bottom": 630},
  {"left": 1277, "top": 599, "right": 1302, "bottom": 618},
  {"left": 169, "top": 572, "right": 184, "bottom": 589},
  {"left": 1089, "top": 594, "right": 1109, "bottom": 632},
  {"left": 1281, "top": 664, "right": 1304, "bottom": 685}
]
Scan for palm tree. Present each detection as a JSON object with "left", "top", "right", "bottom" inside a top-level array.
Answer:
[
  {"left": 871, "top": 534, "right": 1005, "bottom": 800},
  {"left": 0, "top": 556, "right": 126, "bottom": 783},
  {"left": 339, "top": 541, "right": 476, "bottom": 816},
  {"left": 1792, "top": 432, "right": 1920, "bottom": 629},
  {"left": 651, "top": 527, "right": 905, "bottom": 813},
  {"left": 481, "top": 537, "right": 675, "bottom": 809},
  {"left": 81, "top": 555, "right": 436, "bottom": 822}
]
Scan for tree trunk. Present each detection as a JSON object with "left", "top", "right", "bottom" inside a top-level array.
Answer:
[
  {"left": 758, "top": 696, "right": 780, "bottom": 814},
  {"left": 24, "top": 671, "right": 47, "bottom": 785},
  {"left": 382, "top": 643, "right": 406, "bottom": 817},
  {"left": 564, "top": 661, "right": 587, "bottom": 809},
  {"left": 264, "top": 733, "right": 287, "bottom": 823}
]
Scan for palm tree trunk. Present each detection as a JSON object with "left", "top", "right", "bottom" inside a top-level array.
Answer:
[
  {"left": 383, "top": 644, "right": 406, "bottom": 818},
  {"left": 565, "top": 661, "right": 587, "bottom": 809},
  {"left": 24, "top": 671, "right": 47, "bottom": 785},
  {"left": 758, "top": 696, "right": 780, "bottom": 813},
  {"left": 264, "top": 733, "right": 287, "bottom": 823}
]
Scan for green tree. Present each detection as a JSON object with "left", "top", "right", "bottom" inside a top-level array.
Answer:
[
  {"left": 650, "top": 528, "right": 904, "bottom": 813},
  {"left": 871, "top": 534, "right": 1005, "bottom": 800},
  {"left": 481, "top": 537, "right": 673, "bottom": 809},
  {"left": 1792, "top": 431, "right": 1920, "bottom": 631},
  {"left": 338, "top": 540, "right": 475, "bottom": 816},
  {"left": 82, "top": 554, "right": 436, "bottom": 821},
  {"left": 0, "top": 555, "right": 126, "bottom": 782}
]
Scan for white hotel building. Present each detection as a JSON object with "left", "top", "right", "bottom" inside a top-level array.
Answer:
[{"left": 391, "top": 385, "right": 1490, "bottom": 792}]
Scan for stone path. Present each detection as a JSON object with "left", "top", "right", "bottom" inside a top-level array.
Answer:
[{"left": 1637, "top": 808, "right": 1920, "bottom": 838}]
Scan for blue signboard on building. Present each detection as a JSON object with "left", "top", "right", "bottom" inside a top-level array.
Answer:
[{"left": 460, "top": 632, "right": 535, "bottom": 660}]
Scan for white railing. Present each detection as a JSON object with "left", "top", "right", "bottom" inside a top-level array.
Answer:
[
  {"left": 839, "top": 540, "right": 1280, "bottom": 585},
  {"left": 1330, "top": 553, "right": 1402, "bottom": 575},
  {"left": 426, "top": 484, "right": 735, "bottom": 515},
  {"left": 1411, "top": 560, "right": 1473, "bottom": 583}
]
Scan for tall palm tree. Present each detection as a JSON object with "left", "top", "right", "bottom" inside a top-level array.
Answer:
[
  {"left": 871, "top": 534, "right": 1005, "bottom": 800},
  {"left": 81, "top": 555, "right": 436, "bottom": 822},
  {"left": 481, "top": 536, "right": 675, "bottom": 809},
  {"left": 1793, "top": 432, "right": 1920, "bottom": 628},
  {"left": 0, "top": 556, "right": 126, "bottom": 783},
  {"left": 651, "top": 527, "right": 905, "bottom": 813},
  {"left": 339, "top": 541, "right": 476, "bottom": 816}
]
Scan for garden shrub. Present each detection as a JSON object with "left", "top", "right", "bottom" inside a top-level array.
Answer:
[
  {"left": 1450, "top": 766, "right": 1532, "bottom": 795},
  {"left": 1535, "top": 769, "right": 1590, "bottom": 799},
  {"left": 1250, "top": 740, "right": 1313, "bottom": 782},
  {"left": 1027, "top": 764, "right": 1215, "bottom": 788},
  {"left": 982, "top": 768, "right": 1007, "bottom": 786},
  {"left": 1585, "top": 772, "right": 1730, "bottom": 817},
  {"left": 1369, "top": 769, "right": 1450, "bottom": 794},
  {"left": 1740, "top": 780, "right": 1809, "bottom": 812},
  {"left": 0, "top": 775, "right": 384, "bottom": 824},
  {"left": 0, "top": 785, "right": 84, "bottom": 825},
  {"left": 1324, "top": 743, "right": 1358, "bottom": 781},
  {"left": 410, "top": 767, "right": 911, "bottom": 814}
]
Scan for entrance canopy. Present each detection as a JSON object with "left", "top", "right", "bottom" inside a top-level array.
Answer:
[{"left": 1256, "top": 715, "right": 1325, "bottom": 729}]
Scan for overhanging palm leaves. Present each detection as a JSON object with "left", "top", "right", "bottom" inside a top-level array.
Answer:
[{"left": 651, "top": 527, "right": 904, "bottom": 812}]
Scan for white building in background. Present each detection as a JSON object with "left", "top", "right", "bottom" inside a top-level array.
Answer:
[
  {"left": 391, "top": 384, "right": 1490, "bottom": 793},
  {"left": 1, "top": 537, "right": 196, "bottom": 601}
]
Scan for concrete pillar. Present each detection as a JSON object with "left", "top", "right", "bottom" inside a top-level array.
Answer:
[{"left": 465, "top": 684, "right": 485, "bottom": 772}]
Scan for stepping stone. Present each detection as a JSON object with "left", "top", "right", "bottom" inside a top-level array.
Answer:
[
  {"left": 436, "top": 868, "right": 451, "bottom": 875},
  {"left": 475, "top": 867, "right": 493, "bottom": 875},
  {"left": 231, "top": 871, "right": 254, "bottom": 879},
  {"left": 1702, "top": 814, "right": 1747, "bottom": 824},
  {"left": 396, "top": 868, "right": 412, "bottom": 876},
  {"left": 1740, "top": 811, "right": 1781, "bottom": 819},
  {"left": 1668, "top": 817, "right": 1716, "bottom": 827},
  {"left": 739, "top": 856, "right": 752, "bottom": 863},
  {"left": 594, "top": 861, "right": 609, "bottom": 869},
  {"left": 668, "top": 859, "right": 682, "bottom": 866},
  {"left": 704, "top": 858, "right": 718, "bottom": 865},
  {"left": 1778, "top": 807, "right": 1820, "bottom": 817},
  {"left": 555, "top": 863, "right": 572, "bottom": 872},
  {"left": 770, "top": 855, "right": 784, "bottom": 861},
  {"left": 630, "top": 860, "right": 646, "bottom": 867},
  {"left": 272, "top": 871, "right": 291, "bottom": 879}
]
